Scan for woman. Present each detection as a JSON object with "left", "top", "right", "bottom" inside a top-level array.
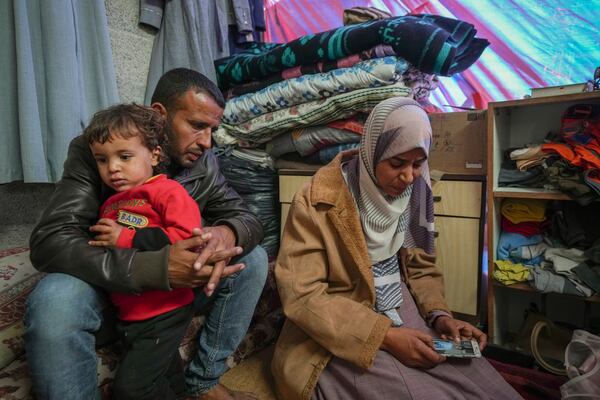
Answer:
[{"left": 272, "top": 97, "right": 521, "bottom": 400}]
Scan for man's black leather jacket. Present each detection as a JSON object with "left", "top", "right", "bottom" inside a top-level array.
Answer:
[{"left": 29, "top": 135, "right": 264, "bottom": 293}]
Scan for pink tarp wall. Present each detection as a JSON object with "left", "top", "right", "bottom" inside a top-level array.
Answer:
[{"left": 264, "top": 0, "right": 600, "bottom": 110}]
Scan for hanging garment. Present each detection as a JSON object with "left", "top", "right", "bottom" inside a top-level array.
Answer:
[
  {"left": 227, "top": 0, "right": 266, "bottom": 54},
  {"left": 0, "top": 0, "right": 118, "bottom": 183},
  {"left": 141, "top": 0, "right": 230, "bottom": 103}
]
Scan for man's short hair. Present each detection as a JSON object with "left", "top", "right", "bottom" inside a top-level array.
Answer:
[
  {"left": 151, "top": 68, "right": 225, "bottom": 112},
  {"left": 83, "top": 103, "right": 166, "bottom": 152}
]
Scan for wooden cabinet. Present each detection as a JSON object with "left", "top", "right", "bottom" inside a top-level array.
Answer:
[
  {"left": 278, "top": 170, "right": 486, "bottom": 318},
  {"left": 432, "top": 179, "right": 485, "bottom": 317},
  {"left": 486, "top": 92, "right": 600, "bottom": 345}
]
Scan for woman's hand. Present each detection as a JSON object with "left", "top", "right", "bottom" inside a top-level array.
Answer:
[
  {"left": 381, "top": 327, "right": 445, "bottom": 369},
  {"left": 433, "top": 316, "right": 488, "bottom": 351},
  {"left": 89, "top": 218, "right": 123, "bottom": 247}
]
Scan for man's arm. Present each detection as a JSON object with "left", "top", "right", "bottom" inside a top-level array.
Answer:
[{"left": 29, "top": 135, "right": 170, "bottom": 293}]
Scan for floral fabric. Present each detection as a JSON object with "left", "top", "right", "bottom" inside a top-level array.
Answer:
[
  {"left": 222, "top": 56, "right": 407, "bottom": 124},
  {"left": 216, "top": 83, "right": 411, "bottom": 146}
]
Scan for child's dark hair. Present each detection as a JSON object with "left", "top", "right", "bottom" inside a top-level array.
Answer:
[{"left": 84, "top": 104, "right": 169, "bottom": 172}]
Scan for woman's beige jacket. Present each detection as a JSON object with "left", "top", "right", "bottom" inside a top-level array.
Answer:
[{"left": 272, "top": 151, "right": 451, "bottom": 400}]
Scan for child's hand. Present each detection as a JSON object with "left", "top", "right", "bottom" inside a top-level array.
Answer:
[{"left": 89, "top": 218, "right": 123, "bottom": 247}]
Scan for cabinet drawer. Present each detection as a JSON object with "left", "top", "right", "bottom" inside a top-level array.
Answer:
[
  {"left": 279, "top": 175, "right": 312, "bottom": 203},
  {"left": 432, "top": 180, "right": 482, "bottom": 218},
  {"left": 434, "top": 216, "right": 480, "bottom": 315}
]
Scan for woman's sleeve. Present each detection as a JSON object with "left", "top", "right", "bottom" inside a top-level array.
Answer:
[
  {"left": 402, "top": 247, "right": 451, "bottom": 317},
  {"left": 275, "top": 195, "right": 391, "bottom": 370}
]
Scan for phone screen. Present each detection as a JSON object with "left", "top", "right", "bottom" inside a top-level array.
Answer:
[{"left": 433, "top": 339, "right": 481, "bottom": 358}]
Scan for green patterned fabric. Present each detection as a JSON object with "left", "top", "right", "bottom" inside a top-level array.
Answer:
[{"left": 214, "top": 14, "right": 488, "bottom": 90}]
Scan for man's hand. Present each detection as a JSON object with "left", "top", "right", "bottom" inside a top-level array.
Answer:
[
  {"left": 167, "top": 227, "right": 244, "bottom": 291},
  {"left": 433, "top": 316, "right": 487, "bottom": 351},
  {"left": 191, "top": 226, "right": 238, "bottom": 297},
  {"left": 89, "top": 218, "right": 123, "bottom": 247},
  {"left": 381, "top": 327, "right": 445, "bottom": 369}
]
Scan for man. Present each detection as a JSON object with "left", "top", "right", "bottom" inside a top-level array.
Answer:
[{"left": 25, "top": 68, "right": 267, "bottom": 400}]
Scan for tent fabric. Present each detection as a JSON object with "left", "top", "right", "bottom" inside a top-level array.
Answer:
[{"left": 264, "top": 0, "right": 600, "bottom": 109}]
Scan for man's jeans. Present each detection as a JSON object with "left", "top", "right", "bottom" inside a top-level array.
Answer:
[{"left": 24, "top": 246, "right": 268, "bottom": 400}]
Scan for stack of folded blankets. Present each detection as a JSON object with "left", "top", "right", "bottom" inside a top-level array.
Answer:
[
  {"left": 214, "top": 13, "right": 489, "bottom": 256},
  {"left": 494, "top": 198, "right": 600, "bottom": 297}
]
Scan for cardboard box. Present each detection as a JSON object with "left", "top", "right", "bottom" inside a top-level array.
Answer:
[{"left": 428, "top": 110, "right": 486, "bottom": 175}]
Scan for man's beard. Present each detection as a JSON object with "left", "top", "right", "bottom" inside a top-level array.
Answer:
[
  {"left": 163, "top": 118, "right": 180, "bottom": 167},
  {"left": 162, "top": 119, "right": 183, "bottom": 175}
]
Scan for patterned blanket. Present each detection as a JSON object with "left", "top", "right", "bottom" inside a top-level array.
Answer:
[
  {"left": 216, "top": 83, "right": 411, "bottom": 145},
  {"left": 214, "top": 14, "right": 489, "bottom": 89},
  {"left": 223, "top": 44, "right": 396, "bottom": 98},
  {"left": 222, "top": 56, "right": 407, "bottom": 125}
]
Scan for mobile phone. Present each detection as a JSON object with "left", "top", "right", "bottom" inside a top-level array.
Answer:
[{"left": 432, "top": 339, "right": 482, "bottom": 358}]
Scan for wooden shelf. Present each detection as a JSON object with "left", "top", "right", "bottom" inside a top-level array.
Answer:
[
  {"left": 493, "top": 188, "right": 571, "bottom": 201},
  {"left": 489, "top": 91, "right": 600, "bottom": 109},
  {"left": 493, "top": 281, "right": 600, "bottom": 303},
  {"left": 487, "top": 93, "right": 600, "bottom": 343},
  {"left": 277, "top": 167, "right": 319, "bottom": 176}
]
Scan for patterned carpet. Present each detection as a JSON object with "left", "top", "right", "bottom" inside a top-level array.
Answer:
[{"left": 0, "top": 247, "right": 283, "bottom": 399}]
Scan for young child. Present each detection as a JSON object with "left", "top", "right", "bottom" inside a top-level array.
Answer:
[{"left": 84, "top": 103, "right": 200, "bottom": 399}]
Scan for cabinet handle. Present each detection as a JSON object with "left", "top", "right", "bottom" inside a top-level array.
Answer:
[
  {"left": 433, "top": 196, "right": 442, "bottom": 202},
  {"left": 433, "top": 231, "right": 439, "bottom": 238}
]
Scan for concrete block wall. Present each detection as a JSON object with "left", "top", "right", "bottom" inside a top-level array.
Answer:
[
  {"left": 105, "top": 0, "right": 156, "bottom": 104},
  {"left": 0, "top": 182, "right": 55, "bottom": 249}
]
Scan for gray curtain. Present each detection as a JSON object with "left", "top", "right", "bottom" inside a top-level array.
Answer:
[
  {"left": 141, "top": 0, "right": 230, "bottom": 104},
  {"left": 0, "top": 0, "right": 119, "bottom": 183}
]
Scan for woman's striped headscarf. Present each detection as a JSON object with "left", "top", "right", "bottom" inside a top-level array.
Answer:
[{"left": 343, "top": 97, "right": 436, "bottom": 262}]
